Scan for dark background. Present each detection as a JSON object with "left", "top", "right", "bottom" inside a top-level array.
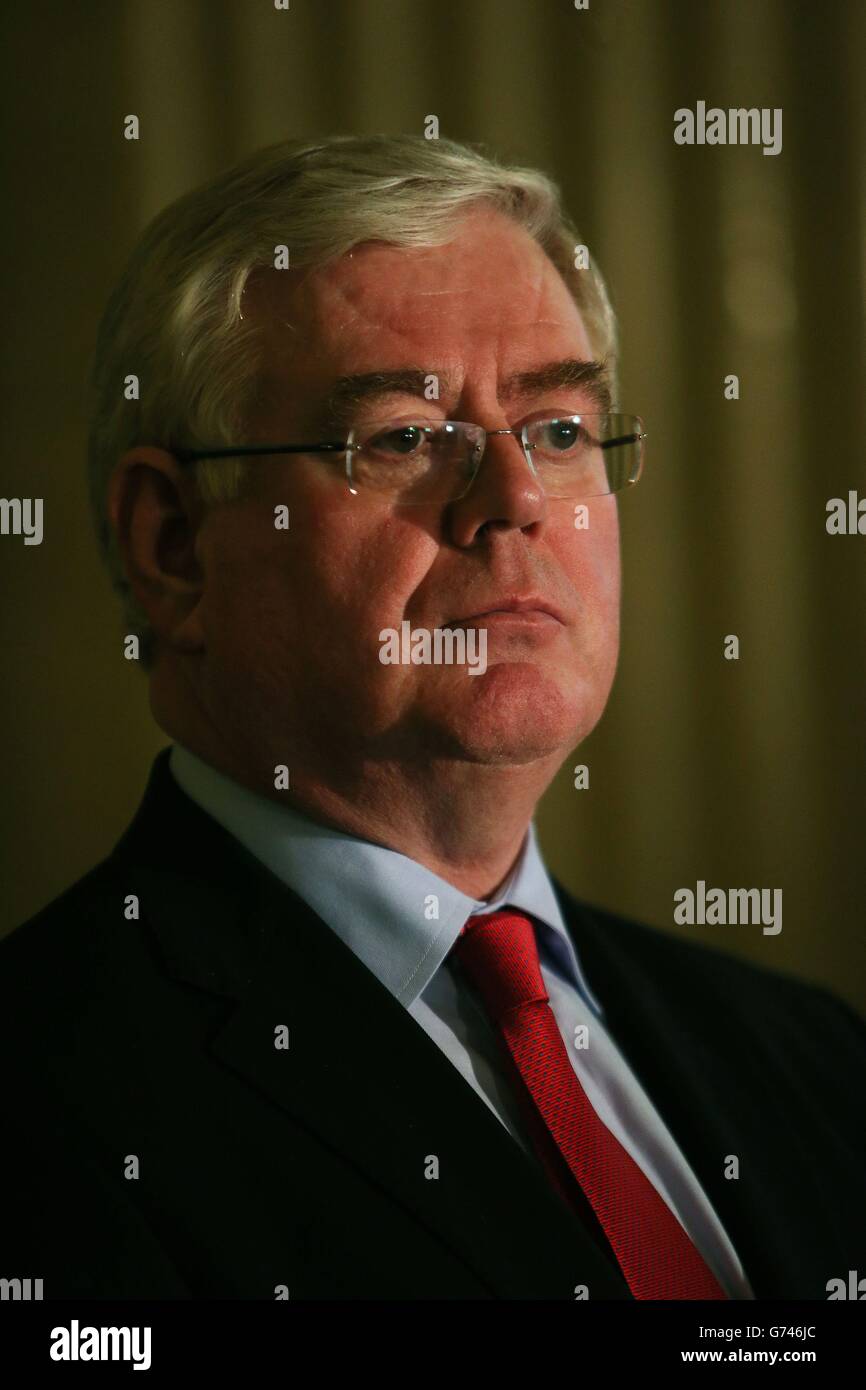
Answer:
[{"left": 1, "top": 0, "right": 864, "bottom": 1011}]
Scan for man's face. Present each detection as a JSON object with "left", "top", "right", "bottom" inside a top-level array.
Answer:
[{"left": 191, "top": 205, "right": 621, "bottom": 776}]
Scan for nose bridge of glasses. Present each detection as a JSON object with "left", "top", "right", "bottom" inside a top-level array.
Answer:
[
  {"left": 472, "top": 424, "right": 536, "bottom": 474},
  {"left": 453, "top": 424, "right": 544, "bottom": 512}
]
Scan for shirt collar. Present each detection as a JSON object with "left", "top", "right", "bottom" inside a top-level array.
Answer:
[{"left": 168, "top": 742, "right": 604, "bottom": 1016}]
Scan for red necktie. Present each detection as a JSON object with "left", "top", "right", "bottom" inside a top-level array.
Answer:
[{"left": 452, "top": 910, "right": 728, "bottom": 1300}]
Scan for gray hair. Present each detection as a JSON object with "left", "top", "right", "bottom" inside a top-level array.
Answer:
[{"left": 87, "top": 133, "right": 619, "bottom": 668}]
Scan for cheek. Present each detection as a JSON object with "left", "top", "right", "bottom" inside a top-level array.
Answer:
[
  {"left": 592, "top": 527, "right": 622, "bottom": 617},
  {"left": 554, "top": 504, "right": 621, "bottom": 619},
  {"left": 203, "top": 563, "right": 290, "bottom": 668},
  {"left": 197, "top": 505, "right": 305, "bottom": 663},
  {"left": 303, "top": 509, "right": 439, "bottom": 632},
  {"left": 216, "top": 521, "right": 439, "bottom": 728}
]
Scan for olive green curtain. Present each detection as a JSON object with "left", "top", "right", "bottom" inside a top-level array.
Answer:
[{"left": 1, "top": 0, "right": 864, "bottom": 1010}]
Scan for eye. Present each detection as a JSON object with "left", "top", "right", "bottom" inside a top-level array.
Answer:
[
  {"left": 366, "top": 423, "right": 431, "bottom": 457},
  {"left": 535, "top": 418, "right": 587, "bottom": 454}
]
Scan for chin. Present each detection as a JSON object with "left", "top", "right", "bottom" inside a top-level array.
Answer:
[{"left": 421, "top": 661, "right": 597, "bottom": 765}]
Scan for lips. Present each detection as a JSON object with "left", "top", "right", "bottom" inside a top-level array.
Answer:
[{"left": 449, "top": 596, "right": 566, "bottom": 624}]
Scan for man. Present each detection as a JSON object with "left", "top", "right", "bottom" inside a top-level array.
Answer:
[{"left": 2, "top": 134, "right": 864, "bottom": 1301}]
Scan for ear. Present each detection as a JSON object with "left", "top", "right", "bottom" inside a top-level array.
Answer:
[{"left": 106, "top": 446, "right": 206, "bottom": 655}]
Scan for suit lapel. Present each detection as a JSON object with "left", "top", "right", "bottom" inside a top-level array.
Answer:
[
  {"left": 553, "top": 884, "right": 835, "bottom": 1298},
  {"left": 118, "top": 752, "right": 631, "bottom": 1300},
  {"left": 208, "top": 874, "right": 632, "bottom": 1299}
]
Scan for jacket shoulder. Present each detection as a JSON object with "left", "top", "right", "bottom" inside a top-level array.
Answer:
[
  {"left": 1, "top": 855, "right": 122, "bottom": 965},
  {"left": 557, "top": 884, "right": 866, "bottom": 1043},
  {"left": 0, "top": 853, "right": 149, "bottom": 1051}
]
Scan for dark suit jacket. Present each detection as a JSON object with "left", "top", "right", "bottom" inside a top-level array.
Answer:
[{"left": 2, "top": 748, "right": 864, "bottom": 1300}]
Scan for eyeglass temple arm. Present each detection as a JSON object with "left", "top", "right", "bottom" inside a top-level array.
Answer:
[
  {"left": 174, "top": 442, "right": 346, "bottom": 464},
  {"left": 600, "top": 432, "right": 644, "bottom": 450}
]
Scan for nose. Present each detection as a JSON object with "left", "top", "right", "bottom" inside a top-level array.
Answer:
[{"left": 445, "top": 427, "right": 547, "bottom": 546}]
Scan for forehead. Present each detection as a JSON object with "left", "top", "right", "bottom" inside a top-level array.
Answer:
[{"left": 243, "top": 206, "right": 594, "bottom": 408}]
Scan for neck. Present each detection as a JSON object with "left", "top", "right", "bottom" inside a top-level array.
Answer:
[
  {"left": 280, "top": 758, "right": 548, "bottom": 898},
  {"left": 154, "top": 670, "right": 563, "bottom": 899}
]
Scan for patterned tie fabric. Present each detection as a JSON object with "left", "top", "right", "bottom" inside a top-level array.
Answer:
[{"left": 451, "top": 910, "right": 728, "bottom": 1300}]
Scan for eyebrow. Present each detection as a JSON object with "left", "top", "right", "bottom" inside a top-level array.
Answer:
[{"left": 321, "top": 357, "right": 614, "bottom": 427}]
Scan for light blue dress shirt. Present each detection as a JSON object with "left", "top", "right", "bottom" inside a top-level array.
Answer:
[{"left": 169, "top": 741, "right": 754, "bottom": 1299}]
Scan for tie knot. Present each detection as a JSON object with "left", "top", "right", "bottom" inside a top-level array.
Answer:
[{"left": 452, "top": 910, "right": 548, "bottom": 1021}]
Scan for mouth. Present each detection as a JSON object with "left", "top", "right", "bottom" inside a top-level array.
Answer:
[{"left": 447, "top": 597, "right": 566, "bottom": 627}]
